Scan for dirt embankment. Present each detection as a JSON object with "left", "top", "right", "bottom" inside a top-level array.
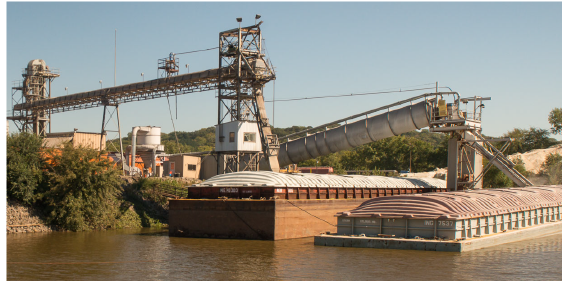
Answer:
[
  {"left": 6, "top": 200, "right": 56, "bottom": 234},
  {"left": 508, "top": 144, "right": 562, "bottom": 174}
]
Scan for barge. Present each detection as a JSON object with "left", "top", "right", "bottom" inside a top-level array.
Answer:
[
  {"left": 314, "top": 185, "right": 562, "bottom": 251},
  {"left": 169, "top": 172, "right": 446, "bottom": 240}
]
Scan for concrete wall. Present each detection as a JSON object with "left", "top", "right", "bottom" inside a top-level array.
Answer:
[{"left": 169, "top": 198, "right": 371, "bottom": 240}]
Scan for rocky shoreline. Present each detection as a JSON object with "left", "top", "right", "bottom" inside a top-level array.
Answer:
[{"left": 6, "top": 200, "right": 57, "bottom": 234}]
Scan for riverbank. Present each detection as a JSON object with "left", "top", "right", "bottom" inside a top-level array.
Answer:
[
  {"left": 7, "top": 176, "right": 198, "bottom": 234},
  {"left": 6, "top": 199, "right": 56, "bottom": 234}
]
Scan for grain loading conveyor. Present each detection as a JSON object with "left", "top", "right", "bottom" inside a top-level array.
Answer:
[{"left": 276, "top": 93, "right": 532, "bottom": 190}]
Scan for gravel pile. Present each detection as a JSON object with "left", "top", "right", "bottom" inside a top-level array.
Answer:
[{"left": 6, "top": 200, "right": 56, "bottom": 234}]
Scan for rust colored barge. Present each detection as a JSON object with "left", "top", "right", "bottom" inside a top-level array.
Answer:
[{"left": 169, "top": 172, "right": 446, "bottom": 240}]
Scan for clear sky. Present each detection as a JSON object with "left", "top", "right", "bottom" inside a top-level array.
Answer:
[{"left": 4, "top": 2, "right": 562, "bottom": 141}]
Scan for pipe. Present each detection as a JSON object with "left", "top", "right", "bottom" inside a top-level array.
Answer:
[
  {"left": 130, "top": 126, "right": 152, "bottom": 176},
  {"left": 152, "top": 147, "right": 157, "bottom": 177},
  {"left": 277, "top": 100, "right": 433, "bottom": 167}
]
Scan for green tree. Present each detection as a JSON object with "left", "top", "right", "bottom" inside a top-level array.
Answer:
[
  {"left": 498, "top": 127, "right": 558, "bottom": 155},
  {"left": 482, "top": 158, "right": 529, "bottom": 188},
  {"left": 523, "top": 127, "right": 558, "bottom": 151},
  {"left": 6, "top": 132, "right": 45, "bottom": 205},
  {"left": 498, "top": 128, "right": 528, "bottom": 155},
  {"left": 41, "top": 144, "right": 123, "bottom": 231},
  {"left": 334, "top": 134, "right": 444, "bottom": 173},
  {"left": 541, "top": 153, "right": 562, "bottom": 185},
  {"left": 163, "top": 140, "right": 192, "bottom": 154},
  {"left": 549, "top": 108, "right": 562, "bottom": 135}
]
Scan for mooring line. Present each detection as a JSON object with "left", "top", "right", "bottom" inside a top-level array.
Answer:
[
  {"left": 286, "top": 200, "right": 336, "bottom": 227},
  {"left": 221, "top": 199, "right": 264, "bottom": 239}
]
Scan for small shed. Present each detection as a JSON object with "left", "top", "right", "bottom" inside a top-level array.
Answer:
[{"left": 164, "top": 155, "right": 202, "bottom": 179}]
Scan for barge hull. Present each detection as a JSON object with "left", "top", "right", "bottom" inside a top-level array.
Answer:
[
  {"left": 169, "top": 199, "right": 371, "bottom": 240},
  {"left": 314, "top": 220, "right": 562, "bottom": 252}
]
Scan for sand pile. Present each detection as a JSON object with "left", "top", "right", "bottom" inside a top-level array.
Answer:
[
  {"left": 508, "top": 144, "right": 562, "bottom": 174},
  {"left": 403, "top": 168, "right": 447, "bottom": 179}
]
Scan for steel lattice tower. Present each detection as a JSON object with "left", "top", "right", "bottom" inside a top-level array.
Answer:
[{"left": 216, "top": 19, "right": 280, "bottom": 174}]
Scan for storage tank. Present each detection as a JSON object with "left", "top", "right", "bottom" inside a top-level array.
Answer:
[{"left": 137, "top": 126, "right": 161, "bottom": 145}]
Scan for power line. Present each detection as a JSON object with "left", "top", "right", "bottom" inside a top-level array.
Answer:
[
  {"left": 175, "top": 47, "right": 219, "bottom": 55},
  {"left": 265, "top": 86, "right": 436, "bottom": 103}
]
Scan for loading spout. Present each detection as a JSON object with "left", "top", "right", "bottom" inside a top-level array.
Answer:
[{"left": 277, "top": 100, "right": 433, "bottom": 167}]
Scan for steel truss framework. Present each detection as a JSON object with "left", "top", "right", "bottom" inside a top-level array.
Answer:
[
  {"left": 217, "top": 21, "right": 279, "bottom": 174},
  {"left": 223, "top": 152, "right": 263, "bottom": 174},
  {"left": 9, "top": 21, "right": 281, "bottom": 175},
  {"left": 12, "top": 68, "right": 232, "bottom": 114}
]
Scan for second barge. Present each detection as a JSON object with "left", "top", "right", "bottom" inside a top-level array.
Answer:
[{"left": 314, "top": 185, "right": 562, "bottom": 251}]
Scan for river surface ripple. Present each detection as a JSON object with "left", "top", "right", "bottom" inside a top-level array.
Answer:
[{"left": 7, "top": 228, "right": 562, "bottom": 280}]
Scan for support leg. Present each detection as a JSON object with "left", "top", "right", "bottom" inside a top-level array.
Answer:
[
  {"left": 100, "top": 105, "right": 107, "bottom": 153},
  {"left": 116, "top": 105, "right": 125, "bottom": 175}
]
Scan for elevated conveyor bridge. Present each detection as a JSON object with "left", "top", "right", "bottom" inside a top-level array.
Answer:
[{"left": 12, "top": 68, "right": 227, "bottom": 114}]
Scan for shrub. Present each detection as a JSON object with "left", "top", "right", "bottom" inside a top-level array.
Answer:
[
  {"left": 483, "top": 158, "right": 529, "bottom": 188},
  {"left": 6, "top": 132, "right": 45, "bottom": 205},
  {"left": 41, "top": 144, "right": 123, "bottom": 231},
  {"left": 541, "top": 153, "right": 562, "bottom": 185}
]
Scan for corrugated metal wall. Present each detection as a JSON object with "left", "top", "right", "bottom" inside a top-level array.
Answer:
[{"left": 73, "top": 133, "right": 105, "bottom": 150}]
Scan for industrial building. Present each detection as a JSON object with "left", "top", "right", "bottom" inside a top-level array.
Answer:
[{"left": 164, "top": 155, "right": 202, "bottom": 179}]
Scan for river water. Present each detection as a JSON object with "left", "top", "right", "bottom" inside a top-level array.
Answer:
[{"left": 7, "top": 228, "right": 562, "bottom": 280}]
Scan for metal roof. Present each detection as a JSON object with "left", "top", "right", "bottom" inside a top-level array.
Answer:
[
  {"left": 338, "top": 186, "right": 562, "bottom": 219},
  {"left": 193, "top": 171, "right": 446, "bottom": 189}
]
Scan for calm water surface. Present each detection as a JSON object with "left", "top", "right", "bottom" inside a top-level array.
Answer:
[{"left": 7, "top": 228, "right": 562, "bottom": 280}]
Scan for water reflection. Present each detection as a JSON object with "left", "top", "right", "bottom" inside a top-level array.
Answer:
[{"left": 8, "top": 229, "right": 562, "bottom": 280}]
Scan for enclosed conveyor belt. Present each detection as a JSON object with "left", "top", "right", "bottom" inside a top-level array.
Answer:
[
  {"left": 278, "top": 100, "right": 433, "bottom": 167},
  {"left": 13, "top": 68, "right": 232, "bottom": 113}
]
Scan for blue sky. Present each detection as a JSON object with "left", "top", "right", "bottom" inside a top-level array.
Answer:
[{"left": 5, "top": 2, "right": 562, "bottom": 140}]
